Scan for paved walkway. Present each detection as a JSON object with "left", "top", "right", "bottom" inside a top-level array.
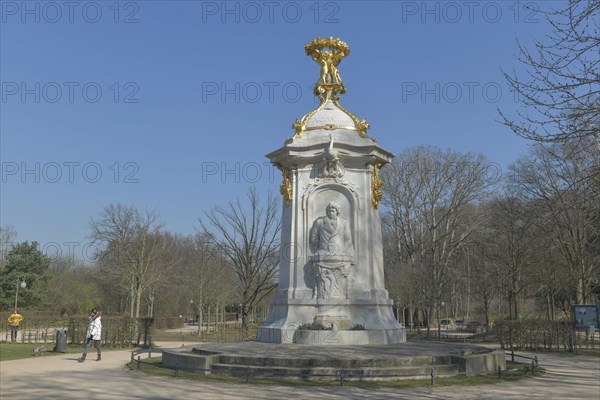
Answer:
[{"left": 1, "top": 342, "right": 598, "bottom": 399}]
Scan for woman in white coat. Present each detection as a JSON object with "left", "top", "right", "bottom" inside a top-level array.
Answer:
[{"left": 78, "top": 308, "right": 102, "bottom": 362}]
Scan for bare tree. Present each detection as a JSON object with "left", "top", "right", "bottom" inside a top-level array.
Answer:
[
  {"left": 528, "top": 235, "right": 572, "bottom": 320},
  {"left": 89, "top": 204, "right": 163, "bottom": 318},
  {"left": 199, "top": 188, "right": 280, "bottom": 333},
  {"left": 143, "top": 231, "right": 184, "bottom": 317},
  {"left": 467, "top": 239, "right": 499, "bottom": 329},
  {"left": 508, "top": 138, "right": 600, "bottom": 305},
  {"left": 381, "top": 146, "right": 498, "bottom": 332},
  {"left": 499, "top": 0, "right": 599, "bottom": 143},
  {"left": 382, "top": 225, "right": 420, "bottom": 327},
  {"left": 189, "top": 233, "right": 235, "bottom": 334},
  {"left": 485, "top": 195, "right": 538, "bottom": 320},
  {"left": 145, "top": 233, "right": 196, "bottom": 318},
  {"left": 47, "top": 256, "right": 102, "bottom": 315},
  {"left": 0, "top": 225, "right": 17, "bottom": 265}
]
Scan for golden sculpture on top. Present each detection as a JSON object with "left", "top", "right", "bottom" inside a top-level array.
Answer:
[
  {"left": 305, "top": 37, "right": 350, "bottom": 98},
  {"left": 290, "top": 37, "right": 371, "bottom": 140}
]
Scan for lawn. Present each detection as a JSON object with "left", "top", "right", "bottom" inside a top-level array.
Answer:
[{"left": 0, "top": 343, "right": 87, "bottom": 362}]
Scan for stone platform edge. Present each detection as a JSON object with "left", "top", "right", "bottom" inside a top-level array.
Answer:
[{"left": 161, "top": 343, "right": 505, "bottom": 378}]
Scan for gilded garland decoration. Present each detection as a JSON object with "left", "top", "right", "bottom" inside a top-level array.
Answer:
[{"left": 371, "top": 164, "right": 384, "bottom": 209}]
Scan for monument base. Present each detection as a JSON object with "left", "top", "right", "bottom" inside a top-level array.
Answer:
[
  {"left": 162, "top": 341, "right": 506, "bottom": 380},
  {"left": 257, "top": 326, "right": 405, "bottom": 345},
  {"left": 291, "top": 327, "right": 406, "bottom": 345},
  {"left": 313, "top": 314, "right": 352, "bottom": 330},
  {"left": 257, "top": 296, "right": 406, "bottom": 344}
]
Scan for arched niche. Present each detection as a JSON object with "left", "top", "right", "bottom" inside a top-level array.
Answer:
[{"left": 302, "top": 181, "right": 360, "bottom": 267}]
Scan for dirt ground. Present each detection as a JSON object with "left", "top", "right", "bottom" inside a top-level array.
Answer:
[{"left": 1, "top": 342, "right": 598, "bottom": 399}]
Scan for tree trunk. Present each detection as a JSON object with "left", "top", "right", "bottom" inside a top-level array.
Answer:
[
  {"left": 483, "top": 297, "right": 490, "bottom": 329},
  {"left": 129, "top": 278, "right": 135, "bottom": 318},
  {"left": 241, "top": 304, "right": 249, "bottom": 334},
  {"left": 197, "top": 308, "right": 202, "bottom": 335},
  {"left": 426, "top": 306, "right": 433, "bottom": 334},
  {"left": 135, "top": 282, "right": 143, "bottom": 319},
  {"left": 207, "top": 306, "right": 211, "bottom": 333}
]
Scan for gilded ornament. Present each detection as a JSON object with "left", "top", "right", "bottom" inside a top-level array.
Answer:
[
  {"left": 292, "top": 119, "right": 305, "bottom": 137},
  {"left": 371, "top": 164, "right": 384, "bottom": 209},
  {"left": 305, "top": 37, "right": 349, "bottom": 98},
  {"left": 289, "top": 37, "right": 371, "bottom": 139},
  {"left": 280, "top": 168, "right": 293, "bottom": 207}
]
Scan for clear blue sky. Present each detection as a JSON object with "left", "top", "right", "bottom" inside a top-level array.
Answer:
[{"left": 1, "top": 0, "right": 560, "bottom": 261}]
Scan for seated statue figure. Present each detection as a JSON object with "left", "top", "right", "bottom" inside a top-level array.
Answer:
[{"left": 309, "top": 202, "right": 355, "bottom": 299}]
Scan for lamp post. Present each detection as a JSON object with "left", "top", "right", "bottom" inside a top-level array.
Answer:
[
  {"left": 14, "top": 278, "right": 26, "bottom": 309},
  {"left": 189, "top": 299, "right": 194, "bottom": 325},
  {"left": 437, "top": 301, "right": 445, "bottom": 339}
]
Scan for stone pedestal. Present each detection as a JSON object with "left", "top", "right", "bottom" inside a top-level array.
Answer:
[{"left": 257, "top": 97, "right": 405, "bottom": 344}]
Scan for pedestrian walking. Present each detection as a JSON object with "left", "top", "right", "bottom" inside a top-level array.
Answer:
[
  {"left": 78, "top": 308, "right": 102, "bottom": 362},
  {"left": 7, "top": 309, "right": 23, "bottom": 343}
]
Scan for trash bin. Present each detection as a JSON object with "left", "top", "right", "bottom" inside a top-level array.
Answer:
[{"left": 55, "top": 330, "right": 67, "bottom": 353}]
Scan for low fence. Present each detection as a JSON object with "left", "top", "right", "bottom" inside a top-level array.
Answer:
[
  {"left": 410, "top": 320, "right": 598, "bottom": 353},
  {"left": 0, "top": 315, "right": 62, "bottom": 344},
  {"left": 496, "top": 320, "right": 598, "bottom": 352},
  {"left": 407, "top": 329, "right": 495, "bottom": 344},
  {"left": 506, "top": 349, "right": 539, "bottom": 373},
  {"left": 129, "top": 350, "right": 538, "bottom": 385},
  {"left": 0, "top": 316, "right": 183, "bottom": 347}
]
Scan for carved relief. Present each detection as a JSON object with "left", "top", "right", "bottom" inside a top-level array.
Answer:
[
  {"left": 309, "top": 202, "right": 355, "bottom": 299},
  {"left": 302, "top": 181, "right": 361, "bottom": 211},
  {"left": 321, "top": 134, "right": 345, "bottom": 179}
]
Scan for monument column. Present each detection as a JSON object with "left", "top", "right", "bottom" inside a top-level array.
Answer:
[{"left": 257, "top": 37, "right": 405, "bottom": 345}]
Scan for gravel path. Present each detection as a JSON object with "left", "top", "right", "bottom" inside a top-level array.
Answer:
[{"left": 1, "top": 342, "right": 598, "bottom": 399}]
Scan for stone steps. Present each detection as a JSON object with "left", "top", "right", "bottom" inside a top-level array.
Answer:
[
  {"left": 162, "top": 342, "right": 506, "bottom": 379},
  {"left": 211, "top": 362, "right": 459, "bottom": 380},
  {"left": 217, "top": 354, "right": 451, "bottom": 368}
]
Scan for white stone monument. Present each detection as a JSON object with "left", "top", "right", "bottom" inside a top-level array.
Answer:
[{"left": 257, "top": 37, "right": 405, "bottom": 345}]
